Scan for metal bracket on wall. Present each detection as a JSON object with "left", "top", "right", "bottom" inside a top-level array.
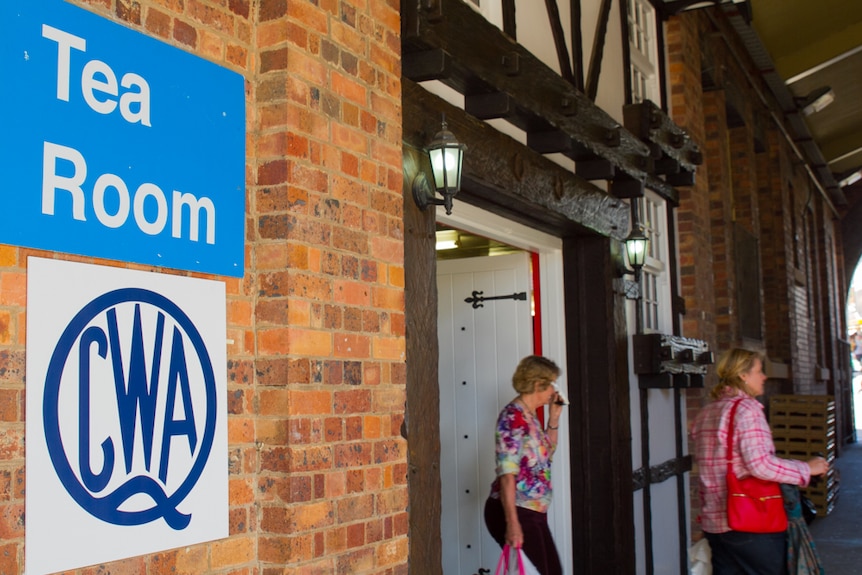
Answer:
[
  {"left": 464, "top": 290, "right": 527, "bottom": 309},
  {"left": 633, "top": 333, "right": 713, "bottom": 389}
]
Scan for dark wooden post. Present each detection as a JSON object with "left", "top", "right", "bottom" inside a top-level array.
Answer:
[
  {"left": 403, "top": 147, "right": 444, "bottom": 574},
  {"left": 564, "top": 234, "right": 636, "bottom": 574}
]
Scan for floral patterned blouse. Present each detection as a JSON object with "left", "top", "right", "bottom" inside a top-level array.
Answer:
[{"left": 488, "top": 400, "right": 556, "bottom": 513}]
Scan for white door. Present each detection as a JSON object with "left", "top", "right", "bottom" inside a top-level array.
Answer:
[{"left": 437, "top": 252, "right": 534, "bottom": 575}]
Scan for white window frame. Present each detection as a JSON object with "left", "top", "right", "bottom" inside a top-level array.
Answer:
[
  {"left": 627, "top": 0, "right": 660, "bottom": 104},
  {"left": 635, "top": 192, "right": 672, "bottom": 334}
]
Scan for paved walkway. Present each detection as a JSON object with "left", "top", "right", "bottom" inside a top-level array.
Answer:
[{"left": 807, "top": 387, "right": 862, "bottom": 574}]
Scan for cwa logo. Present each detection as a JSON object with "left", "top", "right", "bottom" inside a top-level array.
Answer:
[{"left": 42, "top": 288, "right": 217, "bottom": 530}]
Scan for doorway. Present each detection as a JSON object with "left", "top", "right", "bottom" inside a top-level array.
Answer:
[{"left": 435, "top": 204, "right": 571, "bottom": 574}]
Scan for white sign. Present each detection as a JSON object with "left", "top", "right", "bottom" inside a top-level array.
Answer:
[{"left": 26, "top": 258, "right": 228, "bottom": 574}]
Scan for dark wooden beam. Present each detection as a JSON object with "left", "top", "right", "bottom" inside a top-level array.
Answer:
[
  {"left": 402, "top": 0, "right": 678, "bottom": 203},
  {"left": 464, "top": 92, "right": 517, "bottom": 120},
  {"left": 403, "top": 48, "right": 452, "bottom": 82},
  {"left": 610, "top": 176, "right": 645, "bottom": 198},
  {"left": 544, "top": 0, "right": 575, "bottom": 84},
  {"left": 585, "top": 0, "right": 613, "bottom": 101},
  {"left": 571, "top": 0, "right": 585, "bottom": 91},
  {"left": 654, "top": 156, "right": 682, "bottom": 176},
  {"left": 502, "top": 0, "right": 516, "bottom": 38},
  {"left": 666, "top": 169, "right": 696, "bottom": 187},
  {"left": 404, "top": 79, "right": 630, "bottom": 240},
  {"left": 623, "top": 100, "right": 702, "bottom": 173},
  {"left": 576, "top": 158, "right": 615, "bottom": 181},
  {"left": 527, "top": 129, "right": 573, "bottom": 155}
]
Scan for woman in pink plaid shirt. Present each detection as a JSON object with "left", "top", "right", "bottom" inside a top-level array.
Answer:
[{"left": 691, "top": 348, "right": 828, "bottom": 574}]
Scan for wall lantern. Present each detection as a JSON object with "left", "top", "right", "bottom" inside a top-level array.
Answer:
[
  {"left": 412, "top": 115, "right": 467, "bottom": 215},
  {"left": 624, "top": 224, "right": 649, "bottom": 282}
]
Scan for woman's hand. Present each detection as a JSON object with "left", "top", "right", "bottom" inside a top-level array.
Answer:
[
  {"left": 547, "top": 395, "right": 563, "bottom": 426},
  {"left": 505, "top": 518, "right": 524, "bottom": 548},
  {"left": 807, "top": 456, "right": 828, "bottom": 476}
]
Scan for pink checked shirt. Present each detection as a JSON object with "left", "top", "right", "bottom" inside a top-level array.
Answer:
[{"left": 690, "top": 391, "right": 811, "bottom": 533}]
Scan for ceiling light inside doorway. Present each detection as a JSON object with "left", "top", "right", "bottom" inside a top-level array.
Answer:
[{"left": 435, "top": 229, "right": 460, "bottom": 250}]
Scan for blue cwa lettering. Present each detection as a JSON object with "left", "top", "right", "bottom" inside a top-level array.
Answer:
[
  {"left": 43, "top": 288, "right": 217, "bottom": 529},
  {"left": 78, "top": 305, "right": 198, "bottom": 486}
]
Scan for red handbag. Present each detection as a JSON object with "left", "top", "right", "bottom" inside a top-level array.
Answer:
[{"left": 725, "top": 397, "right": 788, "bottom": 533}]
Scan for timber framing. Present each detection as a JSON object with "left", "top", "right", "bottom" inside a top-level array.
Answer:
[
  {"left": 404, "top": 80, "right": 631, "bottom": 240},
  {"left": 402, "top": 0, "right": 683, "bottom": 204},
  {"left": 623, "top": 100, "right": 704, "bottom": 192}
]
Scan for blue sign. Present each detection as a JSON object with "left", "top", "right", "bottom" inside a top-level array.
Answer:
[{"left": 1, "top": 0, "right": 245, "bottom": 276}]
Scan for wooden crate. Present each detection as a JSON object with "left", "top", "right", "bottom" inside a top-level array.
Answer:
[
  {"left": 770, "top": 394, "right": 835, "bottom": 427},
  {"left": 802, "top": 471, "right": 839, "bottom": 516},
  {"left": 769, "top": 394, "right": 838, "bottom": 515}
]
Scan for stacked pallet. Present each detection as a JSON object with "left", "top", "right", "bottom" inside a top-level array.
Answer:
[{"left": 769, "top": 394, "right": 838, "bottom": 515}]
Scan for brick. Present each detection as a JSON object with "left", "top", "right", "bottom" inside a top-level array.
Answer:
[
  {"left": 373, "top": 439, "right": 404, "bottom": 464},
  {"left": 333, "top": 333, "right": 370, "bottom": 359},
  {"left": 373, "top": 335, "right": 405, "bottom": 360},
  {"left": 332, "top": 71, "right": 367, "bottom": 106},
  {"left": 332, "top": 124, "right": 368, "bottom": 156},
  {"left": 258, "top": 328, "right": 332, "bottom": 356},
  {"left": 255, "top": 418, "right": 288, "bottom": 446},
  {"left": 335, "top": 494, "right": 374, "bottom": 523},
  {"left": 227, "top": 299, "right": 253, "bottom": 327},
  {"left": 230, "top": 507, "right": 250, "bottom": 535},
  {"left": 334, "top": 442, "right": 372, "bottom": 468},
  {"left": 0, "top": 273, "right": 24, "bottom": 307},
  {"left": 211, "top": 536, "right": 255, "bottom": 568},
  {"left": 258, "top": 389, "right": 290, "bottom": 416},
  {"left": 334, "top": 389, "right": 371, "bottom": 414},
  {"left": 363, "top": 363, "right": 381, "bottom": 386},
  {"left": 288, "top": 446, "right": 333, "bottom": 473},
  {"left": 0, "top": 429, "right": 23, "bottom": 460},
  {"left": 0, "top": 542, "right": 17, "bottom": 575},
  {"left": 376, "top": 537, "right": 409, "bottom": 567},
  {"left": 370, "top": 236, "right": 403, "bottom": 265},
  {"left": 345, "top": 415, "right": 363, "bottom": 441},
  {"left": 0, "top": 504, "right": 24, "bottom": 539},
  {"left": 173, "top": 18, "right": 197, "bottom": 47},
  {"left": 333, "top": 280, "right": 370, "bottom": 306},
  {"left": 0, "top": 390, "right": 18, "bottom": 423},
  {"left": 228, "top": 417, "right": 255, "bottom": 443},
  {"left": 0, "top": 469, "right": 10, "bottom": 502},
  {"left": 288, "top": 390, "right": 332, "bottom": 415}
]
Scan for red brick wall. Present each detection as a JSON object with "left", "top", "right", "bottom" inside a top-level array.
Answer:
[
  {"left": 252, "top": 1, "right": 406, "bottom": 572},
  {"left": 666, "top": 12, "right": 717, "bottom": 536},
  {"left": 759, "top": 127, "right": 793, "bottom": 363},
  {"left": 666, "top": 11, "right": 717, "bottom": 357},
  {"left": 0, "top": 1, "right": 406, "bottom": 573},
  {"left": 667, "top": 7, "right": 846, "bottom": 540},
  {"left": 704, "top": 89, "right": 736, "bottom": 351}
]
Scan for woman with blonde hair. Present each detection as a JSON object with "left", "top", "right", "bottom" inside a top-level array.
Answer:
[
  {"left": 484, "top": 355, "right": 565, "bottom": 575},
  {"left": 691, "top": 348, "right": 828, "bottom": 574}
]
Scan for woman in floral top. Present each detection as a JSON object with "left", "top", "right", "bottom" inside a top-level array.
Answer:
[{"left": 484, "top": 355, "right": 565, "bottom": 575}]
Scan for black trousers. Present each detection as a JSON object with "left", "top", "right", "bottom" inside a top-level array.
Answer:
[
  {"left": 705, "top": 530, "right": 788, "bottom": 575},
  {"left": 484, "top": 497, "right": 563, "bottom": 575}
]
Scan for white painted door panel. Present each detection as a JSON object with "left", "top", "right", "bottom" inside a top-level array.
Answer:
[{"left": 437, "top": 253, "right": 533, "bottom": 575}]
